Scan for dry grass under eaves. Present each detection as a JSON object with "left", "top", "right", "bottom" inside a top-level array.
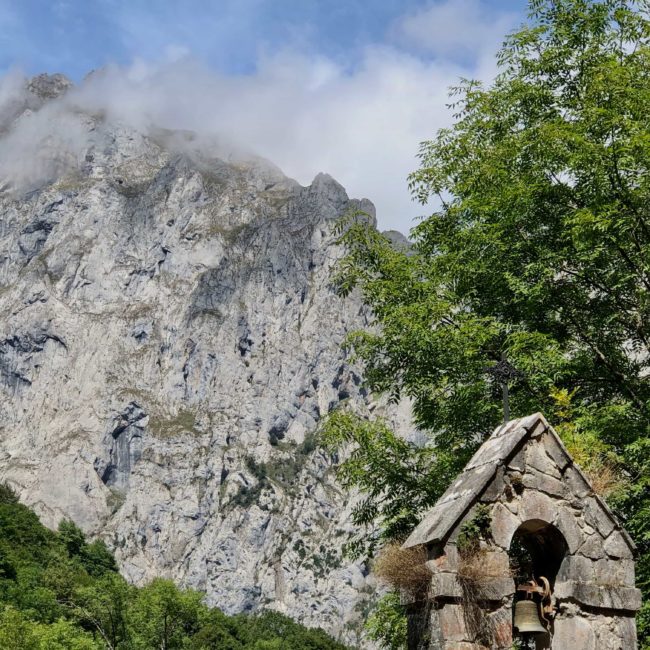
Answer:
[{"left": 373, "top": 542, "right": 432, "bottom": 600}]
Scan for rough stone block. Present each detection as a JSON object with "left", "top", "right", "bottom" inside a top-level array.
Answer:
[
  {"left": 518, "top": 490, "right": 556, "bottom": 525},
  {"left": 481, "top": 468, "right": 505, "bottom": 502},
  {"left": 490, "top": 502, "right": 520, "bottom": 549},
  {"left": 578, "top": 532, "right": 606, "bottom": 560},
  {"left": 466, "top": 426, "right": 528, "bottom": 470},
  {"left": 527, "top": 418, "right": 547, "bottom": 438},
  {"left": 502, "top": 498, "right": 519, "bottom": 515},
  {"left": 553, "top": 616, "right": 596, "bottom": 650},
  {"left": 557, "top": 555, "right": 595, "bottom": 583},
  {"left": 482, "top": 549, "right": 511, "bottom": 578},
  {"left": 446, "top": 543, "right": 460, "bottom": 565},
  {"left": 438, "top": 603, "right": 468, "bottom": 642},
  {"left": 523, "top": 467, "right": 566, "bottom": 498},
  {"left": 432, "top": 572, "right": 514, "bottom": 602},
  {"left": 583, "top": 497, "right": 616, "bottom": 538},
  {"left": 621, "top": 560, "right": 637, "bottom": 586},
  {"left": 507, "top": 447, "right": 526, "bottom": 473},
  {"left": 526, "top": 438, "right": 562, "bottom": 478},
  {"left": 555, "top": 505, "right": 584, "bottom": 553},
  {"left": 591, "top": 614, "right": 634, "bottom": 649},
  {"left": 616, "top": 616, "right": 638, "bottom": 649},
  {"left": 426, "top": 607, "right": 446, "bottom": 650},
  {"left": 476, "top": 577, "right": 516, "bottom": 601},
  {"left": 604, "top": 530, "right": 634, "bottom": 559},
  {"left": 427, "top": 558, "right": 443, "bottom": 575},
  {"left": 594, "top": 557, "right": 635, "bottom": 586},
  {"left": 431, "top": 572, "right": 462, "bottom": 598},
  {"left": 564, "top": 465, "right": 592, "bottom": 499},
  {"left": 489, "top": 602, "right": 514, "bottom": 649},
  {"left": 580, "top": 522, "right": 597, "bottom": 536},
  {"left": 430, "top": 544, "right": 460, "bottom": 573},
  {"left": 554, "top": 581, "right": 642, "bottom": 611},
  {"left": 541, "top": 431, "right": 571, "bottom": 472}
]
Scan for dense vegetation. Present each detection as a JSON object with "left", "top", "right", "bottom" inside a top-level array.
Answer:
[
  {"left": 323, "top": 0, "right": 650, "bottom": 646},
  {"left": 0, "top": 484, "right": 349, "bottom": 649}
]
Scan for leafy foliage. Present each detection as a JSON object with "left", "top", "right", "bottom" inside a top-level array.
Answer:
[
  {"left": 329, "top": 0, "right": 650, "bottom": 644},
  {"left": 322, "top": 411, "right": 449, "bottom": 556},
  {"left": 364, "top": 593, "right": 407, "bottom": 650},
  {"left": 456, "top": 505, "right": 492, "bottom": 555},
  {"left": 0, "top": 484, "right": 351, "bottom": 649}
]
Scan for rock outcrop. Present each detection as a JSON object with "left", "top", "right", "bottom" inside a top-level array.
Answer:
[{"left": 0, "top": 74, "right": 392, "bottom": 644}]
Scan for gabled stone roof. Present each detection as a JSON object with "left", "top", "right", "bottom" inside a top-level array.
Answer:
[{"left": 403, "top": 412, "right": 635, "bottom": 551}]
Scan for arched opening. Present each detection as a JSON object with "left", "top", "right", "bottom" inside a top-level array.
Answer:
[
  {"left": 509, "top": 520, "right": 568, "bottom": 649},
  {"left": 510, "top": 519, "right": 567, "bottom": 587}
]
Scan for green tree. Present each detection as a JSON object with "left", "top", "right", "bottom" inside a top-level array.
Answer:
[
  {"left": 239, "top": 611, "right": 350, "bottom": 650},
  {"left": 127, "top": 578, "right": 202, "bottom": 650},
  {"left": 58, "top": 520, "right": 118, "bottom": 578},
  {"left": 81, "top": 540, "right": 119, "bottom": 578},
  {"left": 329, "top": 0, "right": 650, "bottom": 644},
  {"left": 321, "top": 412, "right": 441, "bottom": 557},
  {"left": 0, "top": 606, "right": 40, "bottom": 650},
  {"left": 32, "top": 618, "right": 102, "bottom": 650},
  {"left": 187, "top": 606, "right": 244, "bottom": 650},
  {"left": 58, "top": 520, "right": 87, "bottom": 559},
  {"left": 364, "top": 594, "right": 407, "bottom": 650},
  {"left": 72, "top": 573, "right": 132, "bottom": 650}
]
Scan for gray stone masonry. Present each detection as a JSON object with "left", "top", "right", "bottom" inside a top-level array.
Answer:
[{"left": 404, "top": 413, "right": 641, "bottom": 650}]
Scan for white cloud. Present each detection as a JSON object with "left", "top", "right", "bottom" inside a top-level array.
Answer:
[
  {"left": 0, "top": 68, "right": 26, "bottom": 126},
  {"left": 0, "top": 90, "right": 89, "bottom": 193},
  {"left": 393, "top": 0, "right": 518, "bottom": 61},
  {"left": 71, "top": 52, "right": 494, "bottom": 232},
  {"left": 0, "top": 2, "right": 516, "bottom": 233}
]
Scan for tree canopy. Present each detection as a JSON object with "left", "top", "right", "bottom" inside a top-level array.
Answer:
[{"left": 324, "top": 0, "right": 650, "bottom": 645}]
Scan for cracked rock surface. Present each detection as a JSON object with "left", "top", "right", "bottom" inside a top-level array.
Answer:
[{"left": 0, "top": 74, "right": 401, "bottom": 645}]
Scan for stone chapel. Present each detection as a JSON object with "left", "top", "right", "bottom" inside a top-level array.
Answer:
[{"left": 403, "top": 413, "right": 641, "bottom": 649}]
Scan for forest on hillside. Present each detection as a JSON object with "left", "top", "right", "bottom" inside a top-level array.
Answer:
[{"left": 0, "top": 484, "right": 350, "bottom": 650}]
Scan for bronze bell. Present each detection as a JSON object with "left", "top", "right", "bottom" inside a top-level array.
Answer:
[{"left": 514, "top": 599, "right": 547, "bottom": 634}]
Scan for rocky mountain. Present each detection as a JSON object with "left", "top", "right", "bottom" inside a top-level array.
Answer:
[{"left": 0, "top": 73, "right": 407, "bottom": 645}]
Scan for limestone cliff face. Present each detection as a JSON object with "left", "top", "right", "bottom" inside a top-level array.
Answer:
[{"left": 0, "top": 75, "right": 390, "bottom": 644}]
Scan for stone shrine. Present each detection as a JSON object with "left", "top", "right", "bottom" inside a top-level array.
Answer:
[{"left": 403, "top": 413, "right": 641, "bottom": 649}]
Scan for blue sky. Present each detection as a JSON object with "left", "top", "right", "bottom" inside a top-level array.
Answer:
[
  {"left": 0, "top": 0, "right": 529, "bottom": 231},
  {"left": 1, "top": 0, "right": 526, "bottom": 79}
]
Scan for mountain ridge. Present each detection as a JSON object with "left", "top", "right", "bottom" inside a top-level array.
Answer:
[{"left": 0, "top": 73, "right": 407, "bottom": 645}]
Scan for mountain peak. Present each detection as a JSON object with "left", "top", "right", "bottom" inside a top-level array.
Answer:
[{"left": 27, "top": 73, "right": 73, "bottom": 101}]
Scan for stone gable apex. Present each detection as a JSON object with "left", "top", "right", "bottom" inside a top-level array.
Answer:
[{"left": 403, "top": 412, "right": 635, "bottom": 553}]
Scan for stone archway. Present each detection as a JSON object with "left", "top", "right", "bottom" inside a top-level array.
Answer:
[{"left": 509, "top": 520, "right": 568, "bottom": 649}]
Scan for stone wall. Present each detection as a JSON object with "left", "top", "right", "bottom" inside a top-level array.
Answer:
[{"left": 412, "top": 420, "right": 640, "bottom": 650}]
